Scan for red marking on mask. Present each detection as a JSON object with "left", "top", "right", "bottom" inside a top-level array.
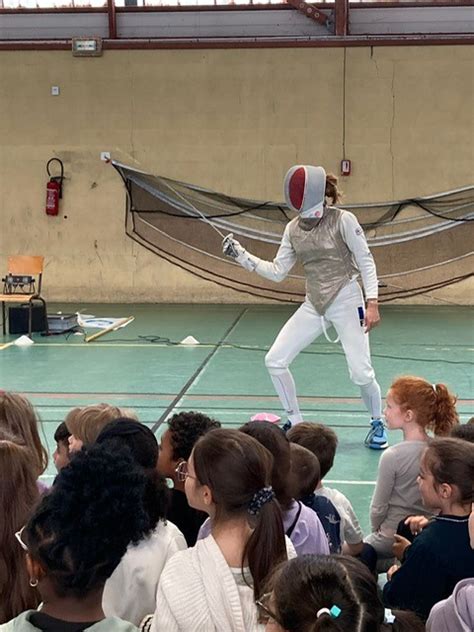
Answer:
[{"left": 289, "top": 167, "right": 306, "bottom": 211}]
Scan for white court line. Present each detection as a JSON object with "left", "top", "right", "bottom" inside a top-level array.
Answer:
[{"left": 325, "top": 479, "right": 376, "bottom": 485}]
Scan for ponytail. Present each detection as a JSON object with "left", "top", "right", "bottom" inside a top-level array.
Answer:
[
  {"left": 432, "top": 383, "right": 459, "bottom": 436},
  {"left": 325, "top": 174, "right": 342, "bottom": 205},
  {"left": 244, "top": 497, "right": 286, "bottom": 600},
  {"left": 310, "top": 618, "right": 344, "bottom": 632},
  {"left": 390, "top": 376, "right": 459, "bottom": 436},
  {"left": 193, "top": 428, "right": 288, "bottom": 601}
]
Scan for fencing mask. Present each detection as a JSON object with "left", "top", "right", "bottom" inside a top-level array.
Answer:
[{"left": 284, "top": 165, "right": 327, "bottom": 219}]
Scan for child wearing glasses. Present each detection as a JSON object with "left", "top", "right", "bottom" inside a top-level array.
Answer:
[
  {"left": 0, "top": 431, "right": 40, "bottom": 623},
  {"left": 1, "top": 443, "right": 147, "bottom": 631},
  {"left": 146, "top": 429, "right": 289, "bottom": 632}
]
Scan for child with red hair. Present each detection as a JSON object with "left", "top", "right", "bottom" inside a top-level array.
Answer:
[{"left": 365, "top": 376, "right": 459, "bottom": 564}]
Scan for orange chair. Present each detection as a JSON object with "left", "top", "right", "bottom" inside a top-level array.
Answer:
[{"left": 1, "top": 256, "right": 47, "bottom": 336}]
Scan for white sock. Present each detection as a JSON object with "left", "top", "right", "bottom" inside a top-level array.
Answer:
[
  {"left": 360, "top": 379, "right": 382, "bottom": 420},
  {"left": 269, "top": 369, "right": 303, "bottom": 424}
]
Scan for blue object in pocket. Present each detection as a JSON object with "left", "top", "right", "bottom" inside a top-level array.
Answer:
[{"left": 358, "top": 306, "right": 365, "bottom": 327}]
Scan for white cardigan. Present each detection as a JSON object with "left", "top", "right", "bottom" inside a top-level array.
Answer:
[
  {"left": 103, "top": 520, "right": 187, "bottom": 625},
  {"left": 150, "top": 535, "right": 264, "bottom": 632}
]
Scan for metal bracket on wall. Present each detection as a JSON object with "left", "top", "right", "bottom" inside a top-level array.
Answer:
[{"left": 285, "top": 0, "right": 331, "bottom": 30}]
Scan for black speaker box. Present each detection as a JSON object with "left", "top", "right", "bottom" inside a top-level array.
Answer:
[{"left": 8, "top": 303, "right": 48, "bottom": 334}]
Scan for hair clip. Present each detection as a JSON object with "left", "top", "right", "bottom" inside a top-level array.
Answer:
[
  {"left": 248, "top": 486, "right": 275, "bottom": 516},
  {"left": 316, "top": 605, "right": 341, "bottom": 619},
  {"left": 384, "top": 608, "right": 395, "bottom": 624}
]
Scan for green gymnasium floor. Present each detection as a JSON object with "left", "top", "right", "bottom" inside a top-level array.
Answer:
[{"left": 1, "top": 303, "right": 473, "bottom": 535}]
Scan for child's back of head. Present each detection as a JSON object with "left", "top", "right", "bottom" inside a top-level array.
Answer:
[
  {"left": 287, "top": 422, "right": 338, "bottom": 479},
  {"left": 53, "top": 421, "right": 71, "bottom": 471},
  {"left": 0, "top": 391, "right": 48, "bottom": 476},
  {"left": 239, "top": 420, "right": 292, "bottom": 509},
  {"left": 66, "top": 402, "right": 136, "bottom": 447},
  {"left": 193, "top": 428, "right": 287, "bottom": 601},
  {"left": 450, "top": 423, "right": 474, "bottom": 443},
  {"left": 289, "top": 443, "right": 320, "bottom": 499},
  {"left": 389, "top": 376, "right": 459, "bottom": 436},
  {"left": 0, "top": 430, "right": 41, "bottom": 622}
]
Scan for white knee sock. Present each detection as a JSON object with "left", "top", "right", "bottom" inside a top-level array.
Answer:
[
  {"left": 360, "top": 379, "right": 382, "bottom": 420},
  {"left": 269, "top": 369, "right": 304, "bottom": 424}
]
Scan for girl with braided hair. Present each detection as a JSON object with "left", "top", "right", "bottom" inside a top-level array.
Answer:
[{"left": 0, "top": 443, "right": 149, "bottom": 631}]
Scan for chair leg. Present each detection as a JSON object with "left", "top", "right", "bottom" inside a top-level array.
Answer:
[
  {"left": 38, "top": 298, "right": 48, "bottom": 335},
  {"left": 2, "top": 301, "right": 5, "bottom": 336},
  {"left": 28, "top": 301, "right": 33, "bottom": 337}
]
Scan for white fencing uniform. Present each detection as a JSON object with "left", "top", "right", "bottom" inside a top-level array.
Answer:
[{"left": 224, "top": 165, "right": 382, "bottom": 425}]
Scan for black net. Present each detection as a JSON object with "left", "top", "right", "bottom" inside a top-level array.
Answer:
[{"left": 113, "top": 161, "right": 474, "bottom": 303}]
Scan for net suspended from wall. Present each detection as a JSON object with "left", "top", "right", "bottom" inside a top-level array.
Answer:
[{"left": 112, "top": 161, "right": 474, "bottom": 304}]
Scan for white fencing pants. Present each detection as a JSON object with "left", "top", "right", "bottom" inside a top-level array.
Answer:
[{"left": 265, "top": 281, "right": 382, "bottom": 424}]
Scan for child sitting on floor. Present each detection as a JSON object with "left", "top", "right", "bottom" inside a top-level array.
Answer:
[
  {"left": 0, "top": 443, "right": 147, "bottom": 631},
  {"left": 0, "top": 431, "right": 41, "bottom": 623},
  {"left": 289, "top": 443, "right": 341, "bottom": 553},
  {"left": 261, "top": 554, "right": 425, "bottom": 632},
  {"left": 146, "top": 429, "right": 289, "bottom": 632},
  {"left": 0, "top": 391, "right": 48, "bottom": 486},
  {"left": 66, "top": 403, "right": 136, "bottom": 452},
  {"left": 157, "top": 411, "right": 221, "bottom": 546},
  {"left": 52, "top": 420, "right": 71, "bottom": 471},
  {"left": 366, "top": 376, "right": 459, "bottom": 565},
  {"left": 383, "top": 437, "right": 474, "bottom": 621},
  {"left": 240, "top": 421, "right": 329, "bottom": 556},
  {"left": 287, "top": 422, "right": 365, "bottom": 558}
]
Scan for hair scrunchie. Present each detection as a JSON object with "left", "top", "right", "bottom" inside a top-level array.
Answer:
[{"left": 247, "top": 486, "right": 275, "bottom": 516}]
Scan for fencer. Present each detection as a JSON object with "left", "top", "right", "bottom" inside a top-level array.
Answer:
[{"left": 223, "top": 165, "right": 387, "bottom": 449}]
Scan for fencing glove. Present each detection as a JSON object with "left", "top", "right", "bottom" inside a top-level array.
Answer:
[{"left": 222, "top": 234, "right": 257, "bottom": 272}]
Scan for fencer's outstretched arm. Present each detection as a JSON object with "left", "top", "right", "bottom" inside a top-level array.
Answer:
[
  {"left": 223, "top": 225, "right": 297, "bottom": 282},
  {"left": 340, "top": 212, "right": 379, "bottom": 300}
]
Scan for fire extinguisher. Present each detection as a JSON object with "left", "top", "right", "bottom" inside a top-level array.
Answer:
[{"left": 46, "top": 158, "right": 64, "bottom": 216}]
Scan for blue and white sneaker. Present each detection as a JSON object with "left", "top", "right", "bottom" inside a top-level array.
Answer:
[
  {"left": 365, "top": 419, "right": 388, "bottom": 450},
  {"left": 281, "top": 420, "right": 293, "bottom": 434}
]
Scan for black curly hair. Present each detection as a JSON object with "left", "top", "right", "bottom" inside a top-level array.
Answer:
[
  {"left": 24, "top": 443, "right": 149, "bottom": 599},
  {"left": 167, "top": 411, "right": 221, "bottom": 461},
  {"left": 96, "top": 418, "right": 170, "bottom": 535}
]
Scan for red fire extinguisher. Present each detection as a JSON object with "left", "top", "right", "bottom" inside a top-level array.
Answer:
[{"left": 46, "top": 158, "right": 64, "bottom": 216}]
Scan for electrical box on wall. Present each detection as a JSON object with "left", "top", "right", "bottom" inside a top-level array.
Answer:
[
  {"left": 72, "top": 37, "right": 103, "bottom": 57},
  {"left": 341, "top": 159, "right": 351, "bottom": 176}
]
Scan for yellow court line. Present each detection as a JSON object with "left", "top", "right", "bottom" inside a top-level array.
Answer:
[{"left": 0, "top": 342, "right": 15, "bottom": 351}]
